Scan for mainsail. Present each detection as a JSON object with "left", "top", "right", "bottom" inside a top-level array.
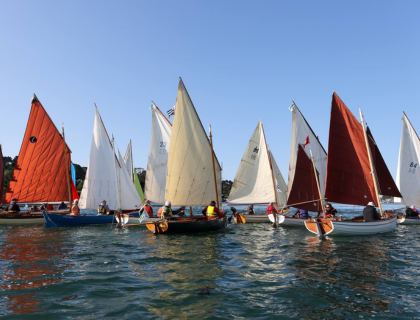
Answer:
[
  {"left": 79, "top": 108, "right": 120, "bottom": 210},
  {"left": 0, "top": 145, "right": 4, "bottom": 203},
  {"left": 4, "top": 95, "right": 72, "bottom": 203},
  {"left": 228, "top": 121, "right": 287, "bottom": 206},
  {"left": 165, "top": 79, "right": 222, "bottom": 206},
  {"left": 287, "top": 144, "right": 322, "bottom": 211},
  {"left": 118, "top": 151, "right": 142, "bottom": 209},
  {"left": 144, "top": 102, "right": 172, "bottom": 204},
  {"left": 288, "top": 104, "right": 327, "bottom": 201},
  {"left": 123, "top": 140, "right": 134, "bottom": 181},
  {"left": 396, "top": 113, "right": 420, "bottom": 206}
]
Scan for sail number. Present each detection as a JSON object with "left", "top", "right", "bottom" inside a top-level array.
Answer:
[
  {"left": 159, "top": 141, "right": 167, "bottom": 154},
  {"left": 409, "top": 162, "right": 418, "bottom": 174},
  {"left": 250, "top": 146, "right": 259, "bottom": 160}
]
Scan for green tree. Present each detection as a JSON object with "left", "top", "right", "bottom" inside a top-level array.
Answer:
[{"left": 222, "top": 180, "right": 233, "bottom": 197}]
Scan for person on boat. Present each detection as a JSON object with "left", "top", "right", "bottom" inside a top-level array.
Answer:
[
  {"left": 58, "top": 201, "right": 67, "bottom": 210},
  {"left": 139, "top": 200, "right": 153, "bottom": 217},
  {"left": 97, "top": 200, "right": 110, "bottom": 216},
  {"left": 71, "top": 199, "right": 80, "bottom": 216},
  {"left": 7, "top": 199, "right": 20, "bottom": 213},
  {"left": 318, "top": 203, "right": 337, "bottom": 218},
  {"left": 363, "top": 202, "right": 380, "bottom": 221},
  {"left": 173, "top": 206, "right": 186, "bottom": 217},
  {"left": 202, "top": 201, "right": 223, "bottom": 220},
  {"left": 266, "top": 202, "right": 277, "bottom": 227},
  {"left": 46, "top": 202, "right": 54, "bottom": 210},
  {"left": 405, "top": 205, "right": 420, "bottom": 218},
  {"left": 161, "top": 201, "right": 176, "bottom": 219},
  {"left": 292, "top": 208, "right": 309, "bottom": 219},
  {"left": 246, "top": 204, "right": 255, "bottom": 215}
]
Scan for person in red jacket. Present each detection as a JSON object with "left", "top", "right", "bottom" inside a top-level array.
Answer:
[
  {"left": 140, "top": 200, "right": 153, "bottom": 217},
  {"left": 266, "top": 202, "right": 278, "bottom": 228}
]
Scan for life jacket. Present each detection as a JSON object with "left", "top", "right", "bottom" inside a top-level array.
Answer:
[
  {"left": 157, "top": 207, "right": 163, "bottom": 218},
  {"left": 98, "top": 205, "right": 106, "bottom": 214},
  {"left": 71, "top": 205, "right": 80, "bottom": 215},
  {"left": 144, "top": 205, "right": 153, "bottom": 217},
  {"left": 206, "top": 206, "right": 217, "bottom": 218},
  {"left": 161, "top": 206, "right": 172, "bottom": 218}
]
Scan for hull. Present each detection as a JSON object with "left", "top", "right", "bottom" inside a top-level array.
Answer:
[
  {"left": 278, "top": 215, "right": 307, "bottom": 227},
  {"left": 305, "top": 216, "right": 397, "bottom": 236},
  {"left": 242, "top": 214, "right": 269, "bottom": 222},
  {"left": 397, "top": 216, "right": 420, "bottom": 225},
  {"left": 116, "top": 214, "right": 160, "bottom": 225},
  {"left": 146, "top": 216, "right": 227, "bottom": 234},
  {"left": 0, "top": 210, "right": 69, "bottom": 225},
  {"left": 43, "top": 212, "right": 116, "bottom": 227}
]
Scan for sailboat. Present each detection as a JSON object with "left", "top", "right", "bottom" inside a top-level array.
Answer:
[
  {"left": 394, "top": 112, "right": 420, "bottom": 224},
  {"left": 145, "top": 78, "right": 227, "bottom": 234},
  {"left": 277, "top": 102, "right": 328, "bottom": 227},
  {"left": 227, "top": 121, "right": 287, "bottom": 222},
  {"left": 1, "top": 95, "right": 73, "bottom": 224},
  {"left": 123, "top": 140, "right": 145, "bottom": 203},
  {"left": 304, "top": 93, "right": 401, "bottom": 236},
  {"left": 44, "top": 107, "right": 142, "bottom": 226}
]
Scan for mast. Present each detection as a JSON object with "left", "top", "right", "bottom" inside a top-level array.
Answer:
[
  {"left": 62, "top": 127, "right": 72, "bottom": 206},
  {"left": 152, "top": 101, "right": 172, "bottom": 127},
  {"left": 261, "top": 122, "right": 279, "bottom": 211},
  {"left": 310, "top": 149, "right": 324, "bottom": 215},
  {"left": 359, "top": 109, "right": 383, "bottom": 218},
  {"left": 209, "top": 125, "right": 220, "bottom": 209}
]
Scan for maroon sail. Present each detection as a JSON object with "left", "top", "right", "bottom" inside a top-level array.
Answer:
[
  {"left": 287, "top": 144, "right": 322, "bottom": 212},
  {"left": 0, "top": 145, "right": 4, "bottom": 203}
]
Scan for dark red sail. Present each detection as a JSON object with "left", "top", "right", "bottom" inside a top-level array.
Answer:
[
  {"left": 324, "top": 93, "right": 377, "bottom": 206},
  {"left": 0, "top": 145, "right": 4, "bottom": 203},
  {"left": 287, "top": 144, "right": 322, "bottom": 212}
]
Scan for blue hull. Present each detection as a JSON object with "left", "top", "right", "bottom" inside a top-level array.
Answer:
[{"left": 43, "top": 211, "right": 116, "bottom": 227}]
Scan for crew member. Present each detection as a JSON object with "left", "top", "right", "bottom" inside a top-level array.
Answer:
[
  {"left": 246, "top": 204, "right": 255, "bottom": 215},
  {"left": 7, "top": 199, "right": 20, "bottom": 213},
  {"left": 140, "top": 200, "right": 153, "bottom": 217},
  {"left": 293, "top": 208, "right": 309, "bottom": 219},
  {"left": 318, "top": 203, "right": 337, "bottom": 218},
  {"left": 363, "top": 202, "right": 380, "bottom": 221},
  {"left": 71, "top": 199, "right": 80, "bottom": 216},
  {"left": 173, "top": 206, "right": 186, "bottom": 217},
  {"left": 161, "top": 201, "right": 173, "bottom": 219},
  {"left": 97, "top": 200, "right": 110, "bottom": 215},
  {"left": 58, "top": 201, "right": 67, "bottom": 210},
  {"left": 201, "top": 201, "right": 223, "bottom": 220},
  {"left": 266, "top": 202, "right": 277, "bottom": 228}
]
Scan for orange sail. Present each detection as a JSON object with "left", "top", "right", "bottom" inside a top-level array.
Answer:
[
  {"left": 4, "top": 95, "right": 72, "bottom": 203},
  {"left": 324, "top": 93, "right": 377, "bottom": 206}
]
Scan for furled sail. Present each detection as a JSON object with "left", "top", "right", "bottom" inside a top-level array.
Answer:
[
  {"left": 0, "top": 145, "right": 4, "bottom": 203},
  {"left": 4, "top": 95, "right": 72, "bottom": 203},
  {"left": 287, "top": 144, "right": 322, "bottom": 211},
  {"left": 165, "top": 79, "right": 222, "bottom": 206},
  {"left": 79, "top": 108, "right": 120, "bottom": 210},
  {"left": 118, "top": 151, "right": 142, "bottom": 210},
  {"left": 288, "top": 104, "right": 327, "bottom": 202},
  {"left": 324, "top": 93, "right": 377, "bottom": 206},
  {"left": 396, "top": 113, "right": 420, "bottom": 206},
  {"left": 123, "top": 140, "right": 134, "bottom": 181},
  {"left": 144, "top": 102, "right": 172, "bottom": 204},
  {"left": 228, "top": 121, "right": 286, "bottom": 205}
]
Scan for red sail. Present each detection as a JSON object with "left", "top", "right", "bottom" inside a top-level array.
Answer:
[
  {"left": 367, "top": 127, "right": 402, "bottom": 198},
  {"left": 4, "top": 95, "right": 72, "bottom": 203},
  {"left": 287, "top": 144, "right": 322, "bottom": 212},
  {"left": 0, "top": 145, "right": 4, "bottom": 203},
  {"left": 324, "top": 93, "right": 377, "bottom": 206}
]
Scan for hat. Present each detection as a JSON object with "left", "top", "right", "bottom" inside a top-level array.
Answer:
[
  {"left": 210, "top": 200, "right": 216, "bottom": 206},
  {"left": 74, "top": 199, "right": 79, "bottom": 204},
  {"left": 11, "top": 198, "right": 18, "bottom": 203},
  {"left": 411, "top": 205, "right": 416, "bottom": 209},
  {"left": 367, "top": 202, "right": 375, "bottom": 206},
  {"left": 165, "top": 201, "right": 171, "bottom": 206}
]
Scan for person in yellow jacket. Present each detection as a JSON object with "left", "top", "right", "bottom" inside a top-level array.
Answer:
[
  {"left": 201, "top": 200, "right": 223, "bottom": 220},
  {"left": 161, "top": 201, "right": 173, "bottom": 219}
]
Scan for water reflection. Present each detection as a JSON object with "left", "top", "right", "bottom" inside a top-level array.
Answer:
[{"left": 0, "top": 226, "right": 73, "bottom": 315}]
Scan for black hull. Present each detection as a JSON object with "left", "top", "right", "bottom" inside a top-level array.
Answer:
[{"left": 164, "top": 216, "right": 227, "bottom": 234}]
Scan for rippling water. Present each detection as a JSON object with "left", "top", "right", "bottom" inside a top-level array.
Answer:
[{"left": 1, "top": 204, "right": 420, "bottom": 319}]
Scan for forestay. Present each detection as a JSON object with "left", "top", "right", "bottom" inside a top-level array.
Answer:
[
  {"left": 288, "top": 104, "right": 327, "bottom": 201},
  {"left": 165, "top": 79, "right": 222, "bottom": 206},
  {"left": 144, "top": 102, "right": 172, "bottom": 204},
  {"left": 79, "top": 108, "right": 120, "bottom": 210},
  {"left": 396, "top": 113, "right": 420, "bottom": 206}
]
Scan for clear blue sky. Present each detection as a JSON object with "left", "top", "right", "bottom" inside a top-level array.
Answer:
[{"left": 0, "top": 0, "right": 419, "bottom": 181}]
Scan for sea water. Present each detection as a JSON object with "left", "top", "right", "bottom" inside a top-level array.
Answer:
[{"left": 0, "top": 203, "right": 419, "bottom": 319}]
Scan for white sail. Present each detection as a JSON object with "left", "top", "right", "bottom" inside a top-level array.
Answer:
[
  {"left": 228, "top": 121, "right": 280, "bottom": 204},
  {"left": 123, "top": 140, "right": 134, "bottom": 181},
  {"left": 144, "top": 102, "right": 172, "bottom": 204},
  {"left": 396, "top": 113, "right": 420, "bottom": 206},
  {"left": 270, "top": 150, "right": 288, "bottom": 206},
  {"left": 118, "top": 151, "right": 142, "bottom": 210},
  {"left": 165, "top": 79, "right": 222, "bottom": 206},
  {"left": 80, "top": 108, "right": 120, "bottom": 210},
  {"left": 288, "top": 105, "right": 327, "bottom": 200}
]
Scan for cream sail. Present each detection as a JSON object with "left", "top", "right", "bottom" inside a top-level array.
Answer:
[
  {"left": 228, "top": 121, "right": 286, "bottom": 206},
  {"left": 118, "top": 151, "right": 142, "bottom": 209},
  {"left": 123, "top": 140, "right": 134, "bottom": 181},
  {"left": 396, "top": 113, "right": 420, "bottom": 207},
  {"left": 80, "top": 108, "right": 120, "bottom": 210},
  {"left": 144, "top": 102, "right": 172, "bottom": 204},
  {"left": 165, "top": 79, "right": 222, "bottom": 206},
  {"left": 288, "top": 103, "right": 327, "bottom": 201}
]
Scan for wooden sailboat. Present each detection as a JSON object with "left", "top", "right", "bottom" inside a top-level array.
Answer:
[
  {"left": 305, "top": 93, "right": 401, "bottom": 236},
  {"left": 276, "top": 102, "right": 328, "bottom": 227},
  {"left": 394, "top": 112, "right": 420, "bottom": 224},
  {"left": 1, "top": 95, "right": 73, "bottom": 224},
  {"left": 227, "top": 121, "right": 287, "bottom": 223},
  {"left": 44, "top": 107, "right": 142, "bottom": 226},
  {"left": 145, "top": 78, "right": 227, "bottom": 234}
]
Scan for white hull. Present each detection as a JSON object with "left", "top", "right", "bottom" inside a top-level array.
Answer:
[
  {"left": 305, "top": 216, "right": 397, "bottom": 236},
  {"left": 242, "top": 214, "right": 271, "bottom": 223},
  {"left": 397, "top": 217, "right": 420, "bottom": 225},
  {"left": 116, "top": 214, "right": 160, "bottom": 226},
  {"left": 278, "top": 216, "right": 307, "bottom": 227}
]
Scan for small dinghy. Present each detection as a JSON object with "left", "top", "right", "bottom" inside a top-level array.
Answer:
[{"left": 43, "top": 211, "right": 116, "bottom": 227}]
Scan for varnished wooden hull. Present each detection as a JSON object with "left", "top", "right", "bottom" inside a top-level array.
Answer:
[
  {"left": 0, "top": 210, "right": 69, "bottom": 225},
  {"left": 146, "top": 216, "right": 227, "bottom": 234}
]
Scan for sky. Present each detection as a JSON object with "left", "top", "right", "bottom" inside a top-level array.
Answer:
[{"left": 0, "top": 0, "right": 419, "bottom": 181}]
